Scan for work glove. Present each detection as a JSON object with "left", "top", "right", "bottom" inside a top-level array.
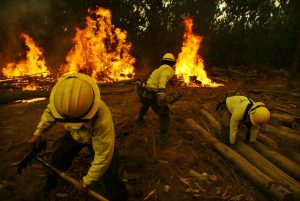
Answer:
[
  {"left": 157, "top": 92, "right": 167, "bottom": 107},
  {"left": 27, "top": 135, "right": 42, "bottom": 150},
  {"left": 70, "top": 180, "right": 90, "bottom": 200}
]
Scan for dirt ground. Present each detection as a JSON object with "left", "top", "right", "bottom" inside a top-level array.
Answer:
[{"left": 0, "top": 68, "right": 300, "bottom": 201}]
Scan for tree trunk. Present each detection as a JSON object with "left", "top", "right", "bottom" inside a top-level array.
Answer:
[{"left": 261, "top": 124, "right": 300, "bottom": 143}]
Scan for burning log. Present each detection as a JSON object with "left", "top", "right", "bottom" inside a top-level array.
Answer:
[
  {"left": 253, "top": 142, "right": 300, "bottom": 181},
  {"left": 271, "top": 113, "right": 300, "bottom": 129},
  {"left": 235, "top": 141, "right": 300, "bottom": 197},
  {"left": 261, "top": 124, "right": 300, "bottom": 143},
  {"left": 97, "top": 78, "right": 138, "bottom": 87},
  {"left": 185, "top": 118, "right": 294, "bottom": 201}
]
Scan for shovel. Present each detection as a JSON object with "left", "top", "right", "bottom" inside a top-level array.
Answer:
[{"left": 18, "top": 140, "right": 108, "bottom": 201}]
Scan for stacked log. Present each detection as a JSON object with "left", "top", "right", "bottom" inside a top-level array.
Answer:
[
  {"left": 271, "top": 113, "right": 300, "bottom": 130},
  {"left": 186, "top": 118, "right": 294, "bottom": 201},
  {"left": 261, "top": 124, "right": 300, "bottom": 143},
  {"left": 253, "top": 142, "right": 300, "bottom": 181},
  {"left": 235, "top": 141, "right": 300, "bottom": 197}
]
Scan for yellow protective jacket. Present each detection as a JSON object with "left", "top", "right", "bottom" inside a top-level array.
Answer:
[
  {"left": 33, "top": 100, "right": 115, "bottom": 185},
  {"left": 226, "top": 96, "right": 260, "bottom": 144},
  {"left": 145, "top": 64, "right": 175, "bottom": 90}
]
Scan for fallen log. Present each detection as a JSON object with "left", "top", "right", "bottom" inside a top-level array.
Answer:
[
  {"left": 271, "top": 106, "right": 300, "bottom": 118},
  {"left": 199, "top": 108, "right": 221, "bottom": 135},
  {"left": 253, "top": 142, "right": 300, "bottom": 181},
  {"left": 186, "top": 118, "right": 294, "bottom": 201},
  {"left": 235, "top": 141, "right": 300, "bottom": 197},
  {"left": 258, "top": 132, "right": 279, "bottom": 150},
  {"left": 0, "top": 87, "right": 134, "bottom": 104},
  {"left": 97, "top": 78, "right": 137, "bottom": 87},
  {"left": 271, "top": 113, "right": 300, "bottom": 130},
  {"left": 261, "top": 124, "right": 300, "bottom": 143}
]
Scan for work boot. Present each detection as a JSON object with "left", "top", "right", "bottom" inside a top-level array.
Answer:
[{"left": 159, "top": 132, "right": 168, "bottom": 148}]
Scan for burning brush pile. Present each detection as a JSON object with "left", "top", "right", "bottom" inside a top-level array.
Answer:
[
  {"left": 0, "top": 7, "right": 135, "bottom": 91},
  {"left": 0, "top": 7, "right": 222, "bottom": 95}
]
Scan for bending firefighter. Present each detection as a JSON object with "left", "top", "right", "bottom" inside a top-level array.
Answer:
[
  {"left": 136, "top": 53, "right": 176, "bottom": 147},
  {"left": 27, "top": 73, "right": 128, "bottom": 201},
  {"left": 224, "top": 96, "right": 270, "bottom": 145}
]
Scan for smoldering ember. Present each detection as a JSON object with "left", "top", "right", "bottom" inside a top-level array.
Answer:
[{"left": 0, "top": 1, "right": 299, "bottom": 201}]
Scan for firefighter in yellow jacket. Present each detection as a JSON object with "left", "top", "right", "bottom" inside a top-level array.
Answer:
[
  {"left": 27, "top": 73, "right": 128, "bottom": 201},
  {"left": 225, "top": 95, "right": 270, "bottom": 145},
  {"left": 136, "top": 53, "right": 176, "bottom": 147}
]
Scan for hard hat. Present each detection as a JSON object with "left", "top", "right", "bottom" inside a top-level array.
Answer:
[
  {"left": 49, "top": 73, "right": 100, "bottom": 121},
  {"left": 162, "top": 53, "right": 175, "bottom": 62},
  {"left": 249, "top": 102, "right": 270, "bottom": 127}
]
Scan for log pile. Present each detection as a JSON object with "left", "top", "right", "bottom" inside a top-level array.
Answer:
[{"left": 186, "top": 106, "right": 300, "bottom": 200}]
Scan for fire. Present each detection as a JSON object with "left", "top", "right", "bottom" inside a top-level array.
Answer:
[
  {"left": 2, "top": 33, "right": 49, "bottom": 78},
  {"left": 175, "top": 18, "right": 222, "bottom": 87},
  {"left": 61, "top": 7, "right": 135, "bottom": 82},
  {"left": 22, "top": 83, "right": 37, "bottom": 91}
]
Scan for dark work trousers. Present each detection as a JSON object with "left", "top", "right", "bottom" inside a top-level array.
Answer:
[
  {"left": 138, "top": 92, "right": 170, "bottom": 134},
  {"left": 43, "top": 133, "right": 128, "bottom": 201}
]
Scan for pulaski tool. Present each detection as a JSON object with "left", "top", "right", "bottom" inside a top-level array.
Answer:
[{"left": 18, "top": 140, "right": 108, "bottom": 201}]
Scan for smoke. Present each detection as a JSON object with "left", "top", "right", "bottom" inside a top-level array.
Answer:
[{"left": 0, "top": 0, "right": 53, "bottom": 69}]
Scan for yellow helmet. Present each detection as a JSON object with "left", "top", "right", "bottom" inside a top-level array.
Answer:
[
  {"left": 162, "top": 53, "right": 175, "bottom": 62},
  {"left": 49, "top": 73, "right": 100, "bottom": 121},
  {"left": 249, "top": 102, "right": 270, "bottom": 127}
]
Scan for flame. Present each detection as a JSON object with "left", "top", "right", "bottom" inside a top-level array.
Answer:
[
  {"left": 22, "top": 83, "right": 37, "bottom": 91},
  {"left": 175, "top": 18, "right": 222, "bottom": 87},
  {"left": 2, "top": 33, "right": 49, "bottom": 78},
  {"left": 61, "top": 7, "right": 135, "bottom": 82}
]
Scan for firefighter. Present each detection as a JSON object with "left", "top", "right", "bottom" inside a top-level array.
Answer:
[
  {"left": 224, "top": 95, "right": 270, "bottom": 145},
  {"left": 27, "top": 73, "right": 128, "bottom": 201},
  {"left": 136, "top": 53, "right": 176, "bottom": 147}
]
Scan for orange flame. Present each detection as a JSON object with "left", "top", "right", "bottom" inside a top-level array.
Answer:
[
  {"left": 61, "top": 7, "right": 135, "bottom": 82},
  {"left": 2, "top": 33, "right": 49, "bottom": 78},
  {"left": 175, "top": 18, "right": 222, "bottom": 87},
  {"left": 22, "top": 83, "right": 37, "bottom": 91}
]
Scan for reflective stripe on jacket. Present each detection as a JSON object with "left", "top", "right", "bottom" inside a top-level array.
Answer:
[
  {"left": 146, "top": 64, "right": 175, "bottom": 90},
  {"left": 33, "top": 100, "right": 115, "bottom": 185},
  {"left": 226, "top": 96, "right": 260, "bottom": 144}
]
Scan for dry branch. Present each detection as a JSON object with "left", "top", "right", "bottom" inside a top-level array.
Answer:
[
  {"left": 253, "top": 142, "right": 300, "bottom": 181},
  {"left": 261, "top": 124, "right": 300, "bottom": 143},
  {"left": 186, "top": 118, "right": 294, "bottom": 201},
  {"left": 235, "top": 141, "right": 300, "bottom": 197}
]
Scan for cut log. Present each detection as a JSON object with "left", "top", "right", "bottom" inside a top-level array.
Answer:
[
  {"left": 258, "top": 132, "right": 279, "bottom": 150},
  {"left": 271, "top": 106, "right": 300, "bottom": 118},
  {"left": 253, "top": 142, "right": 300, "bottom": 181},
  {"left": 261, "top": 124, "right": 300, "bottom": 143},
  {"left": 186, "top": 118, "right": 294, "bottom": 201},
  {"left": 235, "top": 141, "right": 300, "bottom": 197},
  {"left": 271, "top": 113, "right": 300, "bottom": 130},
  {"left": 199, "top": 108, "right": 221, "bottom": 135}
]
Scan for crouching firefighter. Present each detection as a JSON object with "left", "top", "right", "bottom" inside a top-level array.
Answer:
[
  {"left": 27, "top": 73, "right": 128, "bottom": 201},
  {"left": 217, "top": 95, "right": 270, "bottom": 146},
  {"left": 135, "top": 53, "right": 176, "bottom": 147}
]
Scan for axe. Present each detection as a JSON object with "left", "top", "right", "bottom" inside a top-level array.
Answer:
[{"left": 18, "top": 140, "right": 108, "bottom": 201}]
